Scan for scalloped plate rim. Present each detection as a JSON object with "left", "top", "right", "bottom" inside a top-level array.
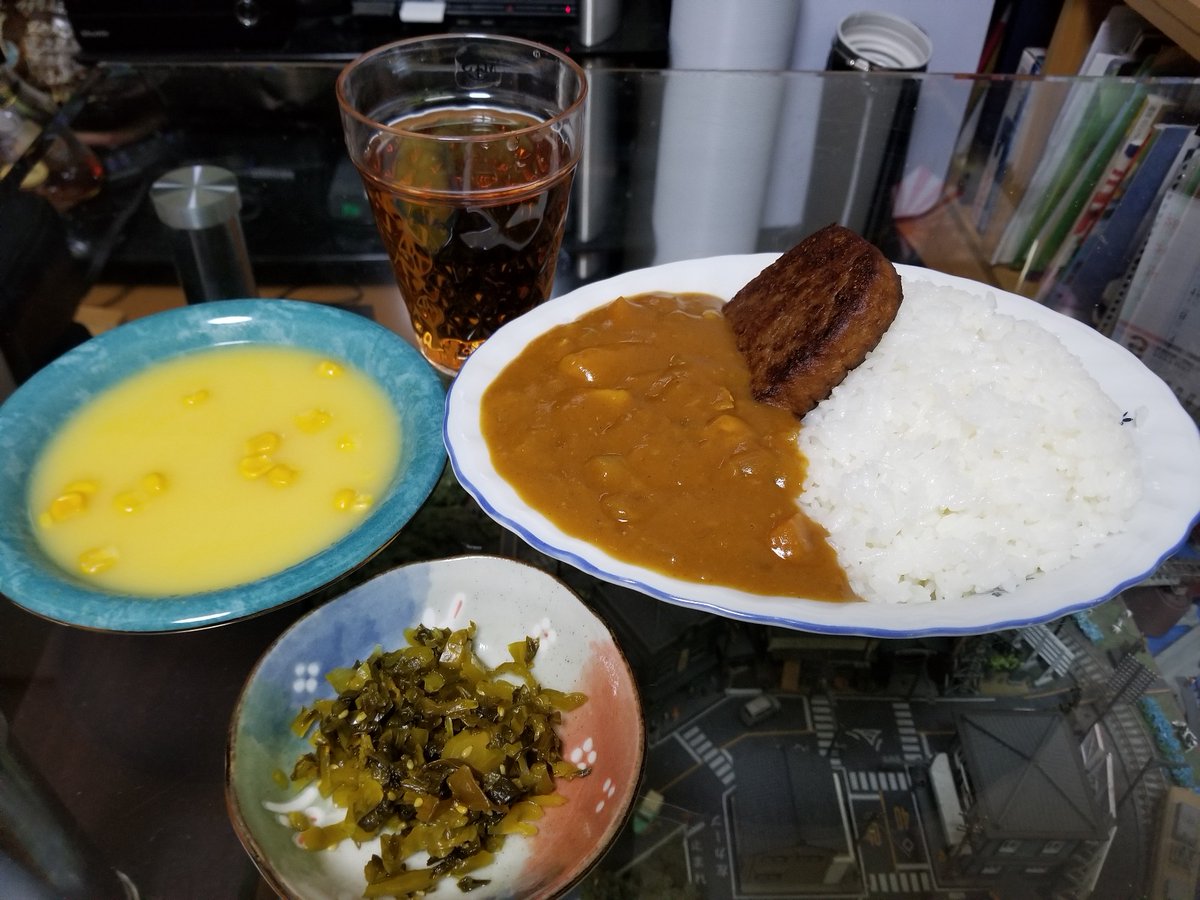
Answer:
[{"left": 444, "top": 255, "right": 1200, "bottom": 637}]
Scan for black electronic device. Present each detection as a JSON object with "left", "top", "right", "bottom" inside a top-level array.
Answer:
[
  {"left": 64, "top": 0, "right": 300, "bottom": 55},
  {"left": 64, "top": 0, "right": 622, "bottom": 59}
]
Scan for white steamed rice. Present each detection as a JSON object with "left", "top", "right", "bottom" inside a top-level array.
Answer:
[{"left": 797, "top": 282, "right": 1142, "bottom": 605}]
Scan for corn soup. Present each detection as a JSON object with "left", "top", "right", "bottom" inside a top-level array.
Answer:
[{"left": 29, "top": 344, "right": 402, "bottom": 596}]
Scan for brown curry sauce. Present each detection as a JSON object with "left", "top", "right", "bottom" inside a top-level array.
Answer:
[{"left": 480, "top": 291, "right": 855, "bottom": 601}]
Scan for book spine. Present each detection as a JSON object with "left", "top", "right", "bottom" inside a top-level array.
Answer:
[
  {"left": 1044, "top": 124, "right": 1194, "bottom": 331},
  {"left": 1025, "top": 87, "right": 1150, "bottom": 278},
  {"left": 972, "top": 48, "right": 1045, "bottom": 236},
  {"left": 1034, "top": 93, "right": 1171, "bottom": 304},
  {"left": 990, "top": 52, "right": 1129, "bottom": 266},
  {"left": 1110, "top": 144, "right": 1200, "bottom": 344}
]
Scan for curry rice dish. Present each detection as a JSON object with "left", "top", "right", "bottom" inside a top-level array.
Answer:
[{"left": 480, "top": 227, "right": 1140, "bottom": 605}]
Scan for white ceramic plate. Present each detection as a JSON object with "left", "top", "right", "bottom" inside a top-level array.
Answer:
[{"left": 444, "top": 255, "right": 1200, "bottom": 637}]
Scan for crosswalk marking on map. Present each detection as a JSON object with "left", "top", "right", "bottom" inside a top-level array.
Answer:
[
  {"left": 892, "top": 701, "right": 924, "bottom": 763},
  {"left": 847, "top": 769, "right": 912, "bottom": 795},
  {"left": 809, "top": 695, "right": 840, "bottom": 766},
  {"left": 679, "top": 725, "right": 736, "bottom": 786},
  {"left": 678, "top": 725, "right": 706, "bottom": 762},
  {"left": 711, "top": 755, "right": 735, "bottom": 786},
  {"left": 867, "top": 869, "right": 934, "bottom": 893}
]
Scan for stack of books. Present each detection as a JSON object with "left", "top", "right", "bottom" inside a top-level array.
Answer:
[{"left": 964, "top": 6, "right": 1200, "bottom": 419}]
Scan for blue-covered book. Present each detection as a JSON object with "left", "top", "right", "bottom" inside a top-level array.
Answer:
[{"left": 1038, "top": 123, "right": 1197, "bottom": 325}]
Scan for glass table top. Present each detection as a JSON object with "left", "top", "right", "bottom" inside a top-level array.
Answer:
[{"left": 2, "top": 60, "right": 1198, "bottom": 900}]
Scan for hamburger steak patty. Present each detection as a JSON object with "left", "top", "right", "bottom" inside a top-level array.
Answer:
[{"left": 723, "top": 224, "right": 903, "bottom": 418}]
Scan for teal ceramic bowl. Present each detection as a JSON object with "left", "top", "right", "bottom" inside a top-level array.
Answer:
[
  {"left": 226, "top": 555, "right": 645, "bottom": 900},
  {"left": 0, "top": 299, "right": 446, "bottom": 632}
]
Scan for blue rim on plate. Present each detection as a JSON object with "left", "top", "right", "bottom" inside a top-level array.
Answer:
[
  {"left": 0, "top": 299, "right": 447, "bottom": 633},
  {"left": 444, "top": 255, "right": 1200, "bottom": 638}
]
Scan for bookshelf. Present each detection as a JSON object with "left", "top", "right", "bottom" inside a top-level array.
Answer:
[
  {"left": 1043, "top": 1, "right": 1200, "bottom": 68},
  {"left": 888, "top": 1, "right": 1200, "bottom": 423},
  {"left": 1044, "top": 0, "right": 1126, "bottom": 73},
  {"left": 900, "top": 51, "right": 1200, "bottom": 421},
  {"left": 1126, "top": 0, "right": 1200, "bottom": 59}
]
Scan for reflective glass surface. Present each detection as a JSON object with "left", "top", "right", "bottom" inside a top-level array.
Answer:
[{"left": 2, "top": 61, "right": 1198, "bottom": 900}]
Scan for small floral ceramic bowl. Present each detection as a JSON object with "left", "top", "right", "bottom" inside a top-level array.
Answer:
[{"left": 226, "top": 554, "right": 645, "bottom": 899}]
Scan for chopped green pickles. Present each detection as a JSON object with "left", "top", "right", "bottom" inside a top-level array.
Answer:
[{"left": 287, "top": 623, "right": 589, "bottom": 897}]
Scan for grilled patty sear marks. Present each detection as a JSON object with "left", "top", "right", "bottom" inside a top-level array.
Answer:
[{"left": 724, "top": 224, "right": 903, "bottom": 418}]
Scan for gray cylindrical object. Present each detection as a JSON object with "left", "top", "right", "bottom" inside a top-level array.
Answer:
[
  {"left": 151, "top": 165, "right": 257, "bottom": 304},
  {"left": 828, "top": 11, "right": 933, "bottom": 73},
  {"left": 806, "top": 12, "right": 932, "bottom": 246}
]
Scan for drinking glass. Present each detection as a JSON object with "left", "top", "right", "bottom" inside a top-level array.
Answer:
[{"left": 336, "top": 34, "right": 588, "bottom": 375}]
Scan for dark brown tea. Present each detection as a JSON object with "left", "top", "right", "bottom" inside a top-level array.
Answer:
[{"left": 356, "top": 106, "right": 576, "bottom": 373}]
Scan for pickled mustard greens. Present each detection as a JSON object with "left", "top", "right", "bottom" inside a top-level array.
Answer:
[{"left": 286, "top": 623, "right": 589, "bottom": 897}]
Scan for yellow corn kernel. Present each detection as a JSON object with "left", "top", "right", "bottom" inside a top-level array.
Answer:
[
  {"left": 267, "top": 463, "right": 298, "bottom": 487},
  {"left": 79, "top": 545, "right": 119, "bottom": 575},
  {"left": 335, "top": 433, "right": 357, "bottom": 452},
  {"left": 316, "top": 359, "right": 343, "bottom": 378},
  {"left": 112, "top": 491, "right": 144, "bottom": 514},
  {"left": 239, "top": 454, "right": 274, "bottom": 479},
  {"left": 141, "top": 472, "right": 168, "bottom": 495},
  {"left": 295, "top": 408, "right": 332, "bottom": 433},
  {"left": 333, "top": 488, "right": 373, "bottom": 512},
  {"left": 245, "top": 431, "right": 281, "bottom": 455},
  {"left": 48, "top": 491, "right": 88, "bottom": 522},
  {"left": 182, "top": 388, "right": 210, "bottom": 407}
]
